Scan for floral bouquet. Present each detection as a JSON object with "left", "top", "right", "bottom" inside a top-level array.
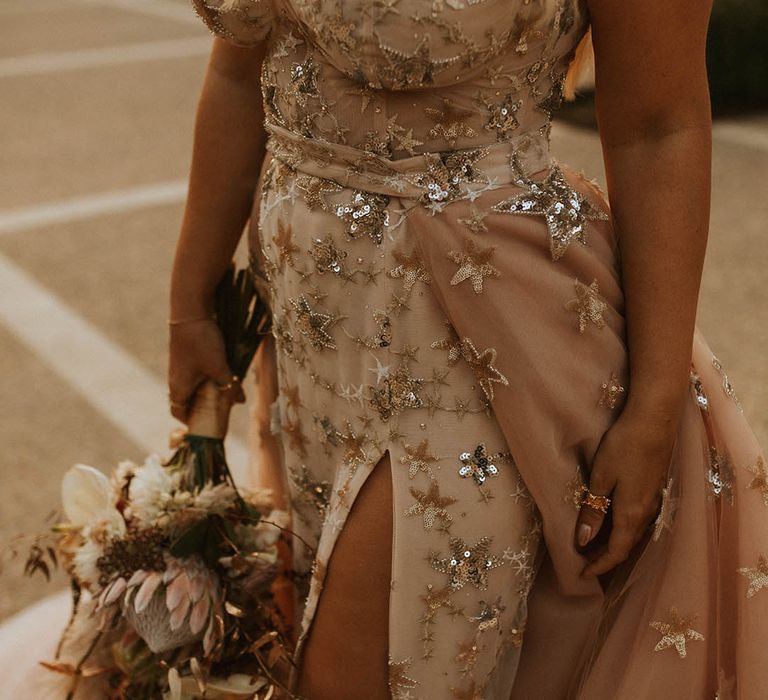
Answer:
[{"left": 20, "top": 266, "right": 298, "bottom": 699}]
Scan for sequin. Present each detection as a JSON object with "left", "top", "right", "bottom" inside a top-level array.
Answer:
[
  {"left": 459, "top": 337, "right": 510, "bottom": 401},
  {"left": 289, "top": 294, "right": 338, "bottom": 350},
  {"left": 404, "top": 479, "right": 456, "bottom": 531},
  {"left": 706, "top": 447, "right": 734, "bottom": 505},
  {"left": 389, "top": 248, "right": 432, "bottom": 292},
  {"left": 738, "top": 554, "right": 768, "bottom": 599},
  {"left": 368, "top": 363, "right": 425, "bottom": 420},
  {"left": 388, "top": 656, "right": 420, "bottom": 698},
  {"left": 336, "top": 191, "right": 391, "bottom": 245},
  {"left": 296, "top": 175, "right": 343, "bottom": 210},
  {"left": 481, "top": 92, "right": 522, "bottom": 141},
  {"left": 598, "top": 372, "right": 625, "bottom": 409},
  {"left": 400, "top": 439, "right": 440, "bottom": 479},
  {"left": 565, "top": 279, "right": 607, "bottom": 333},
  {"left": 745, "top": 456, "right": 768, "bottom": 506},
  {"left": 492, "top": 165, "right": 609, "bottom": 261},
  {"left": 448, "top": 237, "right": 501, "bottom": 294},
  {"left": 458, "top": 443, "right": 500, "bottom": 486},
  {"left": 431, "top": 322, "right": 463, "bottom": 366},
  {"left": 690, "top": 369, "right": 709, "bottom": 411},
  {"left": 289, "top": 464, "right": 331, "bottom": 517},
  {"left": 712, "top": 355, "right": 743, "bottom": 411},
  {"left": 649, "top": 607, "right": 705, "bottom": 658},
  {"left": 426, "top": 98, "right": 478, "bottom": 147},
  {"left": 430, "top": 536, "right": 502, "bottom": 591},
  {"left": 309, "top": 235, "right": 349, "bottom": 276}
]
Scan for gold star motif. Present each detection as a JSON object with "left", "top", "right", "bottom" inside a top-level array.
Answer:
[
  {"left": 598, "top": 371, "right": 625, "bottom": 409},
  {"left": 712, "top": 355, "right": 743, "bottom": 410},
  {"left": 455, "top": 640, "right": 480, "bottom": 676},
  {"left": 458, "top": 205, "right": 488, "bottom": 234},
  {"left": 460, "top": 338, "right": 509, "bottom": 401},
  {"left": 454, "top": 396, "right": 471, "bottom": 420},
  {"left": 289, "top": 464, "right": 330, "bottom": 517},
  {"left": 289, "top": 294, "right": 337, "bottom": 350},
  {"left": 707, "top": 447, "right": 734, "bottom": 504},
  {"left": 492, "top": 164, "right": 609, "bottom": 261},
  {"left": 295, "top": 175, "right": 342, "bottom": 210},
  {"left": 649, "top": 607, "right": 704, "bottom": 658},
  {"left": 745, "top": 456, "right": 768, "bottom": 506},
  {"left": 383, "top": 34, "right": 443, "bottom": 88},
  {"left": 400, "top": 439, "right": 439, "bottom": 479},
  {"left": 738, "top": 553, "right": 768, "bottom": 598},
  {"left": 652, "top": 478, "right": 679, "bottom": 541},
  {"left": 273, "top": 219, "right": 300, "bottom": 270},
  {"left": 388, "top": 249, "right": 431, "bottom": 292},
  {"left": 431, "top": 321, "right": 462, "bottom": 366},
  {"left": 388, "top": 656, "right": 419, "bottom": 698},
  {"left": 404, "top": 479, "right": 456, "bottom": 531},
  {"left": 387, "top": 115, "right": 424, "bottom": 156},
  {"left": 447, "top": 237, "right": 501, "bottom": 294},
  {"left": 565, "top": 279, "right": 607, "bottom": 333},
  {"left": 282, "top": 418, "right": 308, "bottom": 456},
  {"left": 420, "top": 584, "right": 456, "bottom": 623},
  {"left": 338, "top": 421, "right": 367, "bottom": 469},
  {"left": 430, "top": 536, "right": 502, "bottom": 591},
  {"left": 425, "top": 97, "right": 478, "bottom": 147}
]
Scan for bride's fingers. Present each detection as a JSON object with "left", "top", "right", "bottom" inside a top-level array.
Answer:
[{"left": 582, "top": 520, "right": 637, "bottom": 578}]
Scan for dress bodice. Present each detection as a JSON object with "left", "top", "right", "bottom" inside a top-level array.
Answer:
[{"left": 193, "top": 0, "right": 590, "bottom": 159}]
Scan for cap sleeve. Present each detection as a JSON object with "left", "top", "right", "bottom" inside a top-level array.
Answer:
[{"left": 191, "top": 0, "right": 275, "bottom": 47}]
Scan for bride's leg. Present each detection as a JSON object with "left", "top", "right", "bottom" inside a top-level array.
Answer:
[{"left": 296, "top": 452, "right": 393, "bottom": 699}]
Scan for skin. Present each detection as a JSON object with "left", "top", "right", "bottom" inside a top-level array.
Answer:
[
  {"left": 168, "top": 0, "right": 715, "bottom": 691},
  {"left": 575, "top": 0, "right": 714, "bottom": 578}
]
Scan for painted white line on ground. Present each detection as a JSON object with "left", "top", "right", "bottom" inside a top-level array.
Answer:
[
  {"left": 0, "top": 253, "right": 248, "bottom": 475},
  {"left": 0, "top": 38, "right": 211, "bottom": 78},
  {"left": 714, "top": 122, "right": 768, "bottom": 153},
  {"left": 72, "top": 0, "right": 203, "bottom": 25},
  {"left": 0, "top": 182, "right": 188, "bottom": 235}
]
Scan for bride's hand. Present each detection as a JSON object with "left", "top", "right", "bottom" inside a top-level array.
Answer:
[
  {"left": 575, "top": 403, "right": 681, "bottom": 578},
  {"left": 167, "top": 318, "right": 245, "bottom": 423}
]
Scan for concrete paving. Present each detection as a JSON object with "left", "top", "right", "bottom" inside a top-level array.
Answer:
[{"left": 1, "top": 0, "right": 766, "bottom": 622}]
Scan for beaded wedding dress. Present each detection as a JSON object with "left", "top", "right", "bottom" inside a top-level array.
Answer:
[{"left": 1, "top": 0, "right": 766, "bottom": 698}]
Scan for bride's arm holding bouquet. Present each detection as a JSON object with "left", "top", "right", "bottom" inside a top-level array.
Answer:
[{"left": 169, "top": 38, "right": 269, "bottom": 425}]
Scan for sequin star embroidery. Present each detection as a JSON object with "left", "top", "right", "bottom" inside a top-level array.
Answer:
[
  {"left": 368, "top": 363, "right": 424, "bottom": 420},
  {"left": 430, "top": 536, "right": 502, "bottom": 591},
  {"left": 335, "top": 191, "right": 390, "bottom": 244},
  {"left": 598, "top": 372, "right": 625, "bottom": 409},
  {"left": 458, "top": 206, "right": 488, "bottom": 234},
  {"left": 460, "top": 338, "right": 509, "bottom": 401},
  {"left": 745, "top": 456, "right": 768, "bottom": 506},
  {"left": 468, "top": 597, "right": 505, "bottom": 633},
  {"left": 690, "top": 369, "right": 709, "bottom": 411},
  {"left": 492, "top": 164, "right": 609, "bottom": 261},
  {"left": 652, "top": 478, "right": 679, "bottom": 541},
  {"left": 296, "top": 175, "right": 343, "bottom": 210},
  {"left": 431, "top": 322, "right": 463, "bottom": 366},
  {"left": 649, "top": 607, "right": 704, "bottom": 658},
  {"left": 738, "top": 554, "right": 768, "bottom": 598},
  {"left": 707, "top": 447, "right": 734, "bottom": 504},
  {"left": 565, "top": 279, "right": 607, "bottom": 333},
  {"left": 712, "top": 355, "right": 743, "bottom": 410},
  {"left": 389, "top": 249, "right": 432, "bottom": 293},
  {"left": 400, "top": 439, "right": 439, "bottom": 479},
  {"left": 289, "top": 464, "right": 331, "bottom": 517},
  {"left": 404, "top": 480, "right": 456, "bottom": 531},
  {"left": 482, "top": 93, "right": 522, "bottom": 141},
  {"left": 289, "top": 294, "right": 338, "bottom": 350},
  {"left": 447, "top": 237, "right": 501, "bottom": 294},
  {"left": 274, "top": 219, "right": 300, "bottom": 270},
  {"left": 310, "top": 235, "right": 348, "bottom": 276},
  {"left": 458, "top": 444, "right": 500, "bottom": 486},
  {"left": 388, "top": 657, "right": 419, "bottom": 698},
  {"left": 425, "top": 98, "right": 478, "bottom": 147}
]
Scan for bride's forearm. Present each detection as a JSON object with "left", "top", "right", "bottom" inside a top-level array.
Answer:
[
  {"left": 171, "top": 41, "right": 268, "bottom": 319},
  {"left": 604, "top": 125, "right": 712, "bottom": 421}
]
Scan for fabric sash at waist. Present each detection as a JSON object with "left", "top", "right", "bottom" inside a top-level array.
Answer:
[{"left": 264, "top": 122, "right": 553, "bottom": 200}]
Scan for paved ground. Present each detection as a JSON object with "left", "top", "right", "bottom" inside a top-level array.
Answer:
[{"left": 1, "top": 0, "right": 767, "bottom": 622}]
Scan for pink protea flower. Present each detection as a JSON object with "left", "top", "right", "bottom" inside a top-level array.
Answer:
[{"left": 100, "top": 555, "right": 222, "bottom": 654}]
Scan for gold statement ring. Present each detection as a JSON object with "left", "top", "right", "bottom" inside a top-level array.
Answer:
[{"left": 579, "top": 485, "right": 612, "bottom": 514}]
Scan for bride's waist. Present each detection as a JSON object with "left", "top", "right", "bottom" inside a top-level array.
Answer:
[{"left": 264, "top": 121, "right": 553, "bottom": 200}]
